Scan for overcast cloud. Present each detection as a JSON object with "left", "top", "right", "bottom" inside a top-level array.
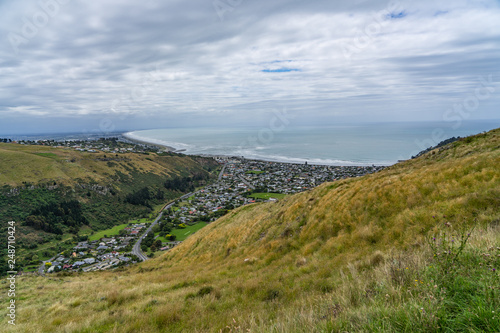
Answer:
[{"left": 0, "top": 0, "right": 499, "bottom": 134}]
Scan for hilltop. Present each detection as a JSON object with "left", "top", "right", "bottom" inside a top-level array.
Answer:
[
  {"left": 2, "top": 129, "right": 499, "bottom": 332},
  {"left": 0, "top": 141, "right": 215, "bottom": 188}
]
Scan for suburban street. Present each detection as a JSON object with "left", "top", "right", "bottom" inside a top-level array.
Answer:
[
  {"left": 132, "top": 163, "right": 226, "bottom": 261},
  {"left": 131, "top": 210, "right": 164, "bottom": 261},
  {"left": 237, "top": 174, "right": 255, "bottom": 190},
  {"left": 38, "top": 256, "right": 56, "bottom": 275},
  {"left": 218, "top": 163, "right": 226, "bottom": 182}
]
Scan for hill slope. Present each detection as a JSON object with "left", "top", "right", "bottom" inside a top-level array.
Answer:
[
  {"left": 3, "top": 129, "right": 500, "bottom": 332},
  {"left": 0, "top": 143, "right": 215, "bottom": 188},
  {"left": 0, "top": 143, "right": 219, "bottom": 273}
]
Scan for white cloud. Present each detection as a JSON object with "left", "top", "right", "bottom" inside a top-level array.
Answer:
[{"left": 0, "top": 0, "right": 499, "bottom": 134}]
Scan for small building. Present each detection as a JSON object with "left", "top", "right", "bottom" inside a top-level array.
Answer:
[{"left": 83, "top": 258, "right": 96, "bottom": 265}]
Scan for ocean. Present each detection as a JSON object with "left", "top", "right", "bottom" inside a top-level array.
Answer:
[{"left": 124, "top": 120, "right": 499, "bottom": 166}]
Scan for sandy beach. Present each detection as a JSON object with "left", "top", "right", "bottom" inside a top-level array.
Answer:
[{"left": 122, "top": 132, "right": 176, "bottom": 152}]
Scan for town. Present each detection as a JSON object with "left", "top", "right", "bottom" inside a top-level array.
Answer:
[
  {"left": 0, "top": 135, "right": 168, "bottom": 154},
  {"left": 42, "top": 223, "right": 148, "bottom": 274},
  {"left": 37, "top": 142, "right": 385, "bottom": 274},
  {"left": 164, "top": 157, "right": 384, "bottom": 227}
]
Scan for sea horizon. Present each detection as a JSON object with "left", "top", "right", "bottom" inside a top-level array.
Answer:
[
  {"left": 122, "top": 120, "right": 500, "bottom": 166},
  {"left": 4, "top": 120, "right": 498, "bottom": 166}
]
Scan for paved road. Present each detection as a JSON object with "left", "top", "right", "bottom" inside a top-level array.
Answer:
[
  {"left": 131, "top": 162, "right": 227, "bottom": 261},
  {"left": 237, "top": 174, "right": 255, "bottom": 190},
  {"left": 218, "top": 163, "right": 226, "bottom": 182},
  {"left": 132, "top": 210, "right": 165, "bottom": 261},
  {"left": 38, "top": 256, "right": 56, "bottom": 275}
]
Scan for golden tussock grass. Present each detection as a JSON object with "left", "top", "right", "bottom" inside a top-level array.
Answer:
[
  {"left": 0, "top": 143, "right": 209, "bottom": 187},
  {"left": 1, "top": 129, "right": 499, "bottom": 332}
]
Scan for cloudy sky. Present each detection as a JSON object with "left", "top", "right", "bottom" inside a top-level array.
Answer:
[{"left": 1, "top": 0, "right": 499, "bottom": 135}]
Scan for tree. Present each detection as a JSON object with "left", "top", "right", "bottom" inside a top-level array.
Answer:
[
  {"left": 155, "top": 188, "right": 165, "bottom": 200},
  {"left": 125, "top": 187, "right": 151, "bottom": 206},
  {"left": 143, "top": 232, "right": 155, "bottom": 248}
]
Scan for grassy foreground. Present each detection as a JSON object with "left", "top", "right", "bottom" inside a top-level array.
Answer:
[{"left": 1, "top": 129, "right": 499, "bottom": 332}]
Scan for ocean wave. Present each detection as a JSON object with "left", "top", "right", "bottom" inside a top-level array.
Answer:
[
  {"left": 123, "top": 132, "right": 194, "bottom": 151},
  {"left": 123, "top": 131, "right": 396, "bottom": 166},
  {"left": 234, "top": 152, "right": 394, "bottom": 166}
]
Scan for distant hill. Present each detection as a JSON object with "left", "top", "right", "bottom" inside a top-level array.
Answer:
[
  {"left": 2, "top": 129, "right": 499, "bottom": 332},
  {"left": 0, "top": 143, "right": 219, "bottom": 274},
  {"left": 411, "top": 136, "right": 461, "bottom": 159},
  {"left": 0, "top": 143, "right": 215, "bottom": 189}
]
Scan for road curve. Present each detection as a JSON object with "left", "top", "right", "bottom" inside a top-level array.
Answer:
[
  {"left": 132, "top": 162, "right": 227, "bottom": 261},
  {"left": 38, "top": 256, "right": 56, "bottom": 275},
  {"left": 131, "top": 210, "right": 165, "bottom": 261}
]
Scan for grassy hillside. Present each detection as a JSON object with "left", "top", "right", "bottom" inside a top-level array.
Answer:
[
  {"left": 0, "top": 144, "right": 219, "bottom": 272},
  {"left": 0, "top": 143, "right": 215, "bottom": 188},
  {"left": 2, "top": 129, "right": 499, "bottom": 332}
]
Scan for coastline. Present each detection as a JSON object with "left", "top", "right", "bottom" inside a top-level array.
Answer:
[
  {"left": 122, "top": 132, "right": 393, "bottom": 167},
  {"left": 122, "top": 132, "right": 176, "bottom": 152}
]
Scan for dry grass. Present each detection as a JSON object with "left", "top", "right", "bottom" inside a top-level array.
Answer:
[
  {"left": 0, "top": 143, "right": 207, "bottom": 187},
  {"left": 1, "top": 129, "right": 499, "bottom": 332}
]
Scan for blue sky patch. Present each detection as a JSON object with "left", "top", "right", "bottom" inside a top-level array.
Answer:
[
  {"left": 434, "top": 10, "right": 449, "bottom": 16},
  {"left": 262, "top": 68, "right": 300, "bottom": 73},
  {"left": 387, "top": 11, "right": 407, "bottom": 19}
]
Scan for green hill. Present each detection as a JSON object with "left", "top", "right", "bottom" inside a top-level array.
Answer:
[
  {"left": 0, "top": 143, "right": 215, "bottom": 188},
  {"left": 0, "top": 143, "right": 219, "bottom": 272},
  {"left": 2, "top": 129, "right": 499, "bottom": 332}
]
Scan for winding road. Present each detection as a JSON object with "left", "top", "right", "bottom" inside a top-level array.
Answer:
[
  {"left": 132, "top": 162, "right": 227, "bottom": 261},
  {"left": 131, "top": 210, "right": 165, "bottom": 261},
  {"left": 38, "top": 256, "right": 56, "bottom": 275}
]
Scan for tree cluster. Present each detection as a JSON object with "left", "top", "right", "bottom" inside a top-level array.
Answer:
[
  {"left": 164, "top": 173, "right": 209, "bottom": 192},
  {"left": 24, "top": 200, "right": 88, "bottom": 234},
  {"left": 124, "top": 187, "right": 165, "bottom": 208},
  {"left": 142, "top": 231, "right": 155, "bottom": 248},
  {"left": 125, "top": 187, "right": 152, "bottom": 207}
]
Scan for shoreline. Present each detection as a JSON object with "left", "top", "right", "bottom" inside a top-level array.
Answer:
[
  {"left": 122, "top": 132, "right": 177, "bottom": 152},
  {"left": 121, "top": 132, "right": 394, "bottom": 167}
]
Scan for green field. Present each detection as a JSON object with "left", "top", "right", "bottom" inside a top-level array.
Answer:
[
  {"left": 128, "top": 218, "right": 153, "bottom": 224},
  {"left": 35, "top": 152, "right": 58, "bottom": 159},
  {"left": 33, "top": 233, "right": 74, "bottom": 260},
  {"left": 157, "top": 222, "right": 209, "bottom": 242},
  {"left": 172, "top": 222, "right": 209, "bottom": 241},
  {"left": 245, "top": 170, "right": 265, "bottom": 174},
  {"left": 89, "top": 223, "right": 129, "bottom": 241},
  {"left": 249, "top": 192, "right": 286, "bottom": 200}
]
